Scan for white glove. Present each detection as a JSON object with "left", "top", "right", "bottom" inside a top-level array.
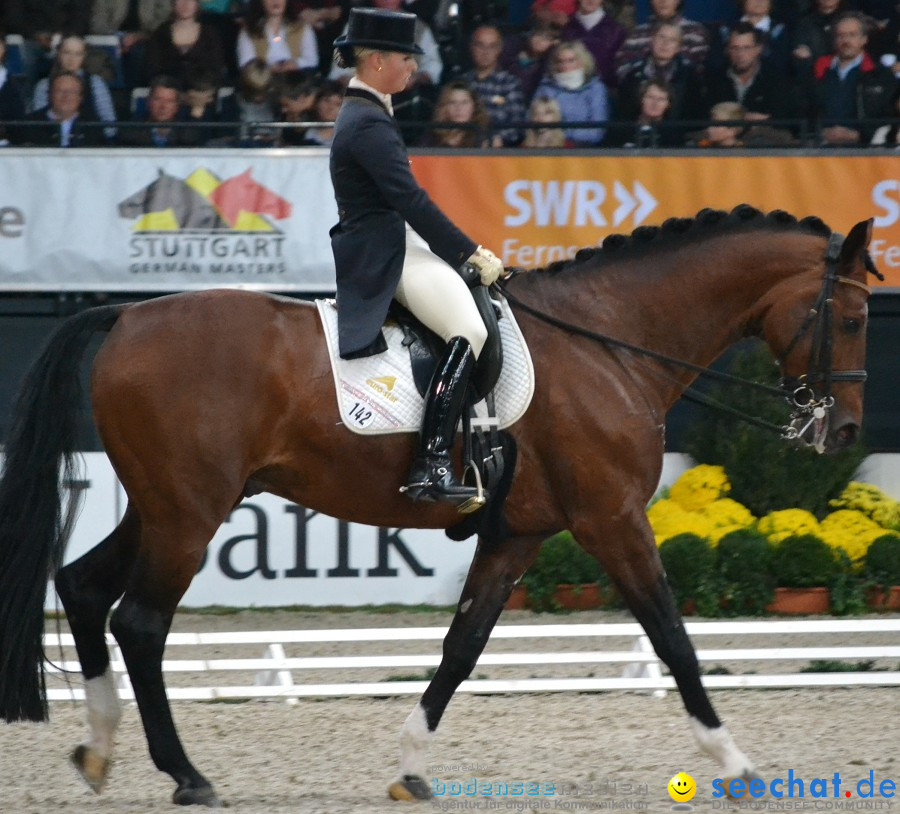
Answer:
[{"left": 467, "top": 245, "right": 504, "bottom": 286}]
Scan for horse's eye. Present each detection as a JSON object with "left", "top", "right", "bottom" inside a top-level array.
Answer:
[{"left": 843, "top": 318, "right": 862, "bottom": 334}]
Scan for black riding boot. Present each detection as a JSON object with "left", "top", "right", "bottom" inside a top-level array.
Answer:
[{"left": 402, "top": 336, "right": 485, "bottom": 513}]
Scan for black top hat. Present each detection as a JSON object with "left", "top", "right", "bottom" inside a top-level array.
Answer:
[{"left": 333, "top": 8, "right": 424, "bottom": 56}]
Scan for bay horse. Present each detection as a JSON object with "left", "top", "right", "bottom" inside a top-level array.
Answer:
[{"left": 0, "top": 206, "right": 877, "bottom": 807}]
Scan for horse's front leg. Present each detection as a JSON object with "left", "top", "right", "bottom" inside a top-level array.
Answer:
[
  {"left": 572, "top": 508, "right": 759, "bottom": 784},
  {"left": 388, "top": 534, "right": 543, "bottom": 801}
]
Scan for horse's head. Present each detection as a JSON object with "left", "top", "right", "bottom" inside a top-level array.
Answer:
[{"left": 758, "top": 219, "right": 877, "bottom": 454}]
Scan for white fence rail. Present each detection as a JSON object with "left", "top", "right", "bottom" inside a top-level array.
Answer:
[{"left": 43, "top": 620, "right": 900, "bottom": 702}]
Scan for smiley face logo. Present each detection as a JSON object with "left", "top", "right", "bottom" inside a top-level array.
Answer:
[{"left": 667, "top": 772, "right": 697, "bottom": 802}]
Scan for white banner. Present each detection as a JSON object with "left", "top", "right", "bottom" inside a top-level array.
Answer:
[
  {"left": 46, "top": 454, "right": 478, "bottom": 610},
  {"left": 37, "top": 452, "right": 900, "bottom": 609},
  {"left": 0, "top": 148, "right": 338, "bottom": 292}
]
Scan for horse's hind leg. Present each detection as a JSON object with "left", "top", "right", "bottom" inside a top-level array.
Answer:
[
  {"left": 55, "top": 506, "right": 141, "bottom": 793},
  {"left": 108, "top": 515, "right": 224, "bottom": 808},
  {"left": 389, "top": 534, "right": 543, "bottom": 801},
  {"left": 572, "top": 510, "right": 758, "bottom": 782}
]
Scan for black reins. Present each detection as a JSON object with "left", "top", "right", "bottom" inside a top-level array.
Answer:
[{"left": 494, "top": 233, "right": 871, "bottom": 437}]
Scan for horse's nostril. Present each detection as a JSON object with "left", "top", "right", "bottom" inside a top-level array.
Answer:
[{"left": 836, "top": 423, "right": 859, "bottom": 447}]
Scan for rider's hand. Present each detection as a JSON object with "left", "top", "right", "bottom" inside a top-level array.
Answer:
[{"left": 467, "top": 245, "right": 504, "bottom": 286}]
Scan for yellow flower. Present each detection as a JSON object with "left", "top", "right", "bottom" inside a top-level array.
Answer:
[
  {"left": 697, "top": 498, "right": 757, "bottom": 544},
  {"left": 647, "top": 498, "right": 716, "bottom": 546},
  {"left": 829, "top": 482, "right": 900, "bottom": 530},
  {"left": 819, "top": 509, "right": 886, "bottom": 563},
  {"left": 758, "top": 509, "right": 821, "bottom": 544},
  {"left": 669, "top": 465, "right": 731, "bottom": 511}
]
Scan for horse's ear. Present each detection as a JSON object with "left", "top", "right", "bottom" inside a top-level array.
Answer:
[{"left": 838, "top": 219, "right": 873, "bottom": 281}]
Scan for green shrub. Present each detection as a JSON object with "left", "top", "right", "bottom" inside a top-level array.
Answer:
[
  {"left": 716, "top": 529, "right": 775, "bottom": 615},
  {"left": 771, "top": 534, "right": 840, "bottom": 587},
  {"left": 659, "top": 533, "right": 719, "bottom": 615},
  {"left": 683, "top": 342, "right": 867, "bottom": 518},
  {"left": 863, "top": 534, "right": 900, "bottom": 585},
  {"left": 521, "top": 531, "right": 605, "bottom": 612}
]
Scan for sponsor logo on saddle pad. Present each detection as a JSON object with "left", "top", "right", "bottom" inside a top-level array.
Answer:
[{"left": 367, "top": 376, "right": 399, "bottom": 402}]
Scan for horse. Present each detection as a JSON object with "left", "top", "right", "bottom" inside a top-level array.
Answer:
[{"left": 0, "top": 206, "right": 877, "bottom": 807}]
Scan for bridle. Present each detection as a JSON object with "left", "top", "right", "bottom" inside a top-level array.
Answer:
[
  {"left": 496, "top": 232, "right": 875, "bottom": 450},
  {"left": 776, "top": 233, "right": 870, "bottom": 449}
]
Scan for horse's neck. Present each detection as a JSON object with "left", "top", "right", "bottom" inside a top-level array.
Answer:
[{"left": 524, "top": 234, "right": 817, "bottom": 408}]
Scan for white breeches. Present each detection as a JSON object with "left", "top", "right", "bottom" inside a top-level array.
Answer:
[{"left": 394, "top": 225, "right": 488, "bottom": 359}]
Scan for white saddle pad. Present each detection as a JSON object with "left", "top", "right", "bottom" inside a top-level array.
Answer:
[{"left": 316, "top": 296, "right": 535, "bottom": 435}]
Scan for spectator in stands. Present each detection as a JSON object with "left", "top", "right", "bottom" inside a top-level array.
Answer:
[
  {"left": 615, "top": 0, "right": 709, "bottom": 79},
  {"left": 609, "top": 78, "right": 684, "bottom": 146},
  {"left": 460, "top": 25, "right": 527, "bottom": 145},
  {"left": 500, "top": 20, "right": 562, "bottom": 101},
  {"left": 14, "top": 70, "right": 105, "bottom": 146},
  {"left": 297, "top": 1, "right": 345, "bottom": 74},
  {"left": 420, "top": 80, "right": 498, "bottom": 146},
  {"left": 32, "top": 35, "right": 117, "bottom": 134},
  {"left": 91, "top": 0, "right": 172, "bottom": 88},
  {"left": 236, "top": 0, "right": 319, "bottom": 74},
  {"left": 561, "top": 0, "right": 626, "bottom": 88},
  {"left": 792, "top": 0, "right": 845, "bottom": 74},
  {"left": 145, "top": 0, "right": 226, "bottom": 86},
  {"left": 234, "top": 56, "right": 279, "bottom": 144},
  {"left": 0, "top": 33, "right": 27, "bottom": 143},
  {"left": 3, "top": 0, "right": 92, "bottom": 88},
  {"left": 533, "top": 40, "right": 609, "bottom": 144},
  {"left": 810, "top": 11, "right": 897, "bottom": 145},
  {"left": 120, "top": 72, "right": 202, "bottom": 144},
  {"left": 686, "top": 99, "right": 745, "bottom": 145},
  {"left": 705, "top": 23, "right": 799, "bottom": 125},
  {"left": 276, "top": 72, "right": 316, "bottom": 144},
  {"left": 531, "top": 0, "right": 576, "bottom": 28},
  {"left": 521, "top": 94, "right": 569, "bottom": 146},
  {"left": 617, "top": 21, "right": 704, "bottom": 121},
  {"left": 710, "top": 0, "right": 792, "bottom": 74},
  {"left": 870, "top": 85, "right": 900, "bottom": 147},
  {"left": 300, "top": 78, "right": 342, "bottom": 145},
  {"left": 179, "top": 64, "right": 222, "bottom": 142}
]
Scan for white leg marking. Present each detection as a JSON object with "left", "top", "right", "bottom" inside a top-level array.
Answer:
[
  {"left": 459, "top": 598, "right": 473, "bottom": 614},
  {"left": 689, "top": 717, "right": 755, "bottom": 777},
  {"left": 396, "top": 703, "right": 433, "bottom": 780},
  {"left": 84, "top": 668, "right": 122, "bottom": 761}
]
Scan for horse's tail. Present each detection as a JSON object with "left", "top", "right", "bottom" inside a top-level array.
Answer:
[{"left": 0, "top": 304, "right": 123, "bottom": 723}]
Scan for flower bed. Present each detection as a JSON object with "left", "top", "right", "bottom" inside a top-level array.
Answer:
[{"left": 648, "top": 466, "right": 900, "bottom": 615}]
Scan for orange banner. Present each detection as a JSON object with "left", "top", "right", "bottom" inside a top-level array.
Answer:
[{"left": 412, "top": 154, "right": 900, "bottom": 289}]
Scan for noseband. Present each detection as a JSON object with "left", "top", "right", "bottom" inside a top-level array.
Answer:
[{"left": 777, "top": 233, "right": 870, "bottom": 447}]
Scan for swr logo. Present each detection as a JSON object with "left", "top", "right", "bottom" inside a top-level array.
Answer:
[
  {"left": 503, "top": 180, "right": 657, "bottom": 228},
  {"left": 873, "top": 179, "right": 900, "bottom": 228}
]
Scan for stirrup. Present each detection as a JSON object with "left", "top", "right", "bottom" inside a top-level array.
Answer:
[{"left": 399, "top": 461, "right": 487, "bottom": 515}]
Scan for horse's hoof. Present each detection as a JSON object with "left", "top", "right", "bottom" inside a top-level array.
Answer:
[
  {"left": 70, "top": 744, "right": 111, "bottom": 794},
  {"left": 723, "top": 770, "right": 763, "bottom": 799},
  {"left": 173, "top": 783, "right": 226, "bottom": 807},
  {"left": 388, "top": 774, "right": 432, "bottom": 801}
]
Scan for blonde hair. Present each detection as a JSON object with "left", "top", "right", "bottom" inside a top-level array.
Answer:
[
  {"left": 550, "top": 40, "right": 596, "bottom": 78},
  {"left": 711, "top": 101, "right": 745, "bottom": 121},
  {"left": 522, "top": 96, "right": 566, "bottom": 148},
  {"left": 239, "top": 58, "right": 273, "bottom": 101}
]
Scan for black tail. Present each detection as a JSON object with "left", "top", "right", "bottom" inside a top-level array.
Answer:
[{"left": 0, "top": 305, "right": 122, "bottom": 722}]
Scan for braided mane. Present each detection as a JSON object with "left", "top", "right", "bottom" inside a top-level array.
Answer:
[{"left": 536, "top": 204, "right": 832, "bottom": 275}]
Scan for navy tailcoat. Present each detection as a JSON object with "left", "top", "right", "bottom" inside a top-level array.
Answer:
[{"left": 329, "top": 88, "right": 477, "bottom": 358}]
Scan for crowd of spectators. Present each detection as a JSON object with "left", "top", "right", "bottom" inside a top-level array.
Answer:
[{"left": 0, "top": 0, "right": 897, "bottom": 148}]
